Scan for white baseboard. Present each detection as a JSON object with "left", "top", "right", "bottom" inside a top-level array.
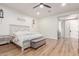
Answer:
[{"left": 45, "top": 36, "right": 58, "bottom": 40}]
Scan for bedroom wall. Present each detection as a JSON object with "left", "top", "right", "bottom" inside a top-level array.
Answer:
[
  {"left": 36, "top": 11, "right": 79, "bottom": 39},
  {"left": 37, "top": 16, "right": 58, "bottom": 39},
  {"left": 0, "top": 5, "right": 33, "bottom": 35}
]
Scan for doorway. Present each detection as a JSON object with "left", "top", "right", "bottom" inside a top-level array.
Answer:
[
  {"left": 65, "top": 20, "right": 79, "bottom": 39},
  {"left": 58, "top": 19, "right": 79, "bottom": 40},
  {"left": 58, "top": 17, "right": 79, "bottom": 55}
]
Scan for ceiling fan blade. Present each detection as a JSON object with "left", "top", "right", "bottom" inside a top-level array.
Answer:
[
  {"left": 33, "top": 3, "right": 41, "bottom": 9},
  {"left": 43, "top": 4, "right": 51, "bottom": 8}
]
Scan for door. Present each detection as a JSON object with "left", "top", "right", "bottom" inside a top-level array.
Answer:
[
  {"left": 65, "top": 20, "right": 71, "bottom": 39},
  {"left": 65, "top": 20, "right": 79, "bottom": 39},
  {"left": 69, "top": 20, "right": 79, "bottom": 39}
]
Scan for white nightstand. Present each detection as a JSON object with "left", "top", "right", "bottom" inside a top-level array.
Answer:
[{"left": 0, "top": 35, "right": 13, "bottom": 45}]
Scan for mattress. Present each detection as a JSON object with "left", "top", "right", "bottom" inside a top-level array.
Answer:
[
  {"left": 15, "top": 33, "right": 42, "bottom": 42},
  {"left": 13, "top": 31, "right": 42, "bottom": 41}
]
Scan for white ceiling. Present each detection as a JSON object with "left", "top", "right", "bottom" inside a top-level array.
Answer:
[{"left": 1, "top": 3, "right": 79, "bottom": 19}]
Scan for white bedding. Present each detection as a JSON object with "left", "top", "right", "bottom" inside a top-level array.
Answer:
[
  {"left": 13, "top": 31, "right": 43, "bottom": 42},
  {"left": 12, "top": 31, "right": 43, "bottom": 51}
]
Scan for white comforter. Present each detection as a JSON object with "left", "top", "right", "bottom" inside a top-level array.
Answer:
[{"left": 13, "top": 31, "right": 43, "bottom": 42}]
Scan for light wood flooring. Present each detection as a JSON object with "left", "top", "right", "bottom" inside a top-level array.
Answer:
[{"left": 0, "top": 39, "right": 78, "bottom": 56}]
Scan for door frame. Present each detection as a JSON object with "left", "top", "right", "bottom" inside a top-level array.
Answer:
[{"left": 57, "top": 16, "right": 79, "bottom": 40}]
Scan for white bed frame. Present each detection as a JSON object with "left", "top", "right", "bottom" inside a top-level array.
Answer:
[
  {"left": 9, "top": 24, "right": 31, "bottom": 52},
  {"left": 9, "top": 24, "right": 30, "bottom": 35}
]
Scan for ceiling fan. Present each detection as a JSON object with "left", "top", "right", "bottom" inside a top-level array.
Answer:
[{"left": 33, "top": 3, "right": 52, "bottom": 9}]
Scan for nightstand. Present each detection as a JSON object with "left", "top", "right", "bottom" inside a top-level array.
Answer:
[{"left": 0, "top": 35, "right": 13, "bottom": 45}]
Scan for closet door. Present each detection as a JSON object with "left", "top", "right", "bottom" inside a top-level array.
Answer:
[{"left": 69, "top": 20, "right": 79, "bottom": 39}]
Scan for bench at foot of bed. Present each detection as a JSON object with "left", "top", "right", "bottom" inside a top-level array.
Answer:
[{"left": 31, "top": 37, "right": 46, "bottom": 49}]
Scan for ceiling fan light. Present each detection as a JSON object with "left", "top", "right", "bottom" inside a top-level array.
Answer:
[
  {"left": 40, "top": 5, "right": 44, "bottom": 8},
  {"left": 62, "top": 3, "right": 66, "bottom": 6}
]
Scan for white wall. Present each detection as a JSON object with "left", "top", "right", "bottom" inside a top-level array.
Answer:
[
  {"left": 36, "top": 11, "right": 79, "bottom": 39},
  {"left": 31, "top": 18, "right": 39, "bottom": 32},
  {"left": 37, "top": 16, "right": 58, "bottom": 39},
  {"left": 0, "top": 5, "right": 33, "bottom": 35}
]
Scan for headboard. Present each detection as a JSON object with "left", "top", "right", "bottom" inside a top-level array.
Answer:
[{"left": 9, "top": 24, "right": 30, "bottom": 35}]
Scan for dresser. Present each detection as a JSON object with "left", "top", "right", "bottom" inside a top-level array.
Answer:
[{"left": 0, "top": 35, "right": 13, "bottom": 45}]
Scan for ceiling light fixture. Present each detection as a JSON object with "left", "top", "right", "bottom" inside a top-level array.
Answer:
[
  {"left": 40, "top": 4, "right": 44, "bottom": 8},
  {"left": 36, "top": 12, "right": 40, "bottom": 15},
  {"left": 62, "top": 3, "right": 66, "bottom": 6}
]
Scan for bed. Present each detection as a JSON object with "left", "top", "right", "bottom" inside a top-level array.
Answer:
[{"left": 9, "top": 24, "right": 44, "bottom": 52}]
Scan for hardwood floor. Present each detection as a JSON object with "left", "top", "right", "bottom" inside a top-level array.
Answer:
[{"left": 0, "top": 39, "right": 78, "bottom": 56}]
